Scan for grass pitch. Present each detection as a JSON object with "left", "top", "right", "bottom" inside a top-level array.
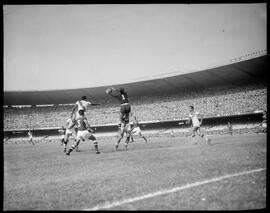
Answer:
[{"left": 4, "top": 134, "right": 266, "bottom": 210}]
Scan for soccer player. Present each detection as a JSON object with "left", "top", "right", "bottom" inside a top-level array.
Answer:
[
  {"left": 27, "top": 130, "right": 35, "bottom": 145},
  {"left": 63, "top": 118, "right": 78, "bottom": 153},
  {"left": 66, "top": 110, "right": 100, "bottom": 155},
  {"left": 115, "top": 114, "right": 131, "bottom": 151},
  {"left": 130, "top": 115, "right": 147, "bottom": 143},
  {"left": 227, "top": 122, "right": 233, "bottom": 135},
  {"left": 106, "top": 87, "right": 131, "bottom": 125},
  {"left": 187, "top": 105, "right": 211, "bottom": 145},
  {"left": 70, "top": 96, "right": 93, "bottom": 120}
]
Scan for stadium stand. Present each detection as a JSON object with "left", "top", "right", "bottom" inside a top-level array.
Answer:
[{"left": 4, "top": 83, "right": 266, "bottom": 130}]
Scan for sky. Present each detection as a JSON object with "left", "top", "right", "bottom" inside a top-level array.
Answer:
[{"left": 4, "top": 4, "right": 266, "bottom": 91}]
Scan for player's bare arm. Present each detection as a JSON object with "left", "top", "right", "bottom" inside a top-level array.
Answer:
[{"left": 70, "top": 104, "right": 78, "bottom": 117}]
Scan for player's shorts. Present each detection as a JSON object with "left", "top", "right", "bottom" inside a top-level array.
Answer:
[
  {"left": 65, "top": 129, "right": 73, "bottom": 136},
  {"left": 262, "top": 123, "right": 267, "bottom": 128},
  {"left": 131, "top": 127, "right": 141, "bottom": 135},
  {"left": 191, "top": 126, "right": 200, "bottom": 136},
  {"left": 120, "top": 123, "right": 131, "bottom": 134},
  {"left": 77, "top": 130, "right": 92, "bottom": 140},
  {"left": 120, "top": 103, "right": 131, "bottom": 115},
  {"left": 61, "top": 135, "right": 65, "bottom": 139}
]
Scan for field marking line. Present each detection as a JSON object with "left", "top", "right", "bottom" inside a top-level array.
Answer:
[{"left": 84, "top": 168, "right": 266, "bottom": 210}]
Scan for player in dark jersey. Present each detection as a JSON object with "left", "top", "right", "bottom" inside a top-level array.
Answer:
[
  {"left": 115, "top": 114, "right": 131, "bottom": 151},
  {"left": 106, "top": 87, "right": 131, "bottom": 124},
  {"left": 130, "top": 115, "right": 147, "bottom": 143},
  {"left": 66, "top": 110, "right": 100, "bottom": 155}
]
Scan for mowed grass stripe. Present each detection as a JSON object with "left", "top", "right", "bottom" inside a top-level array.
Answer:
[{"left": 85, "top": 168, "right": 266, "bottom": 210}]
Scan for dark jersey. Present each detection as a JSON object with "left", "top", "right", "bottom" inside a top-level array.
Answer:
[
  {"left": 110, "top": 90, "right": 129, "bottom": 104},
  {"left": 76, "top": 117, "right": 88, "bottom": 131}
]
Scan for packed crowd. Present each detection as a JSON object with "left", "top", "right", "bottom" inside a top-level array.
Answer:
[{"left": 4, "top": 83, "right": 267, "bottom": 130}]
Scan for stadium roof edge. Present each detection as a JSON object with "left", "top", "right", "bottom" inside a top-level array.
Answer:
[{"left": 4, "top": 55, "right": 267, "bottom": 106}]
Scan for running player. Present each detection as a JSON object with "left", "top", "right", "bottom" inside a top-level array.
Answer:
[
  {"left": 66, "top": 110, "right": 100, "bottom": 155},
  {"left": 106, "top": 87, "right": 131, "bottom": 125},
  {"left": 115, "top": 114, "right": 131, "bottom": 151},
  {"left": 187, "top": 105, "right": 211, "bottom": 145},
  {"left": 63, "top": 118, "right": 78, "bottom": 153},
  {"left": 130, "top": 115, "right": 147, "bottom": 143},
  {"left": 27, "top": 130, "right": 35, "bottom": 145}
]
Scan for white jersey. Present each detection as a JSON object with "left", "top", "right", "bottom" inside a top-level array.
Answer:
[
  {"left": 66, "top": 118, "right": 75, "bottom": 130},
  {"left": 76, "top": 100, "right": 91, "bottom": 112},
  {"left": 28, "top": 132, "right": 33, "bottom": 139},
  {"left": 189, "top": 111, "right": 200, "bottom": 127}
]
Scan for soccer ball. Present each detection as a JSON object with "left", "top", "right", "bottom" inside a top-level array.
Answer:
[{"left": 106, "top": 88, "right": 112, "bottom": 94}]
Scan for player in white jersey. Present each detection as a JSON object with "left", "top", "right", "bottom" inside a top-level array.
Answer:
[
  {"left": 27, "top": 130, "right": 35, "bottom": 145},
  {"left": 130, "top": 115, "right": 147, "bottom": 143},
  {"left": 66, "top": 110, "right": 100, "bottom": 155},
  {"left": 188, "top": 105, "right": 211, "bottom": 145},
  {"left": 70, "top": 96, "right": 93, "bottom": 120},
  {"left": 62, "top": 118, "right": 79, "bottom": 153}
]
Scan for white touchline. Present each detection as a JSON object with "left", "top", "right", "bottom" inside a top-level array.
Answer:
[{"left": 84, "top": 168, "right": 266, "bottom": 210}]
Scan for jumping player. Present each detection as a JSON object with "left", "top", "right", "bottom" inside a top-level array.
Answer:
[
  {"left": 115, "top": 114, "right": 131, "bottom": 151},
  {"left": 130, "top": 115, "right": 147, "bottom": 143},
  {"left": 66, "top": 110, "right": 100, "bottom": 155},
  {"left": 70, "top": 96, "right": 93, "bottom": 120},
  {"left": 27, "top": 130, "right": 35, "bottom": 145},
  {"left": 187, "top": 105, "right": 211, "bottom": 145},
  {"left": 106, "top": 87, "right": 131, "bottom": 125}
]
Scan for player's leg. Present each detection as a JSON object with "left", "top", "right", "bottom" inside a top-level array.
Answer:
[
  {"left": 124, "top": 132, "right": 131, "bottom": 151},
  {"left": 139, "top": 131, "right": 147, "bottom": 143},
  {"left": 66, "top": 131, "right": 82, "bottom": 155},
  {"left": 63, "top": 133, "right": 70, "bottom": 153},
  {"left": 130, "top": 131, "right": 134, "bottom": 142},
  {"left": 30, "top": 138, "right": 35, "bottom": 145},
  {"left": 88, "top": 135, "right": 100, "bottom": 154},
  {"left": 197, "top": 127, "right": 211, "bottom": 145},
  {"left": 116, "top": 131, "right": 124, "bottom": 150},
  {"left": 124, "top": 124, "right": 131, "bottom": 150},
  {"left": 66, "top": 139, "right": 81, "bottom": 155}
]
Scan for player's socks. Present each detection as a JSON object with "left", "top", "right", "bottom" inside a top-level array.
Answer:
[
  {"left": 94, "top": 142, "right": 100, "bottom": 154},
  {"left": 115, "top": 143, "right": 119, "bottom": 150},
  {"left": 124, "top": 143, "right": 128, "bottom": 150},
  {"left": 66, "top": 145, "right": 76, "bottom": 155},
  {"left": 143, "top": 136, "right": 147, "bottom": 143}
]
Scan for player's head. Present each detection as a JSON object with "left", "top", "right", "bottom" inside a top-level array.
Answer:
[
  {"left": 81, "top": 96, "right": 87, "bottom": 100},
  {"left": 78, "top": 109, "right": 85, "bottom": 116},
  {"left": 119, "top": 87, "right": 124, "bottom": 94},
  {"left": 189, "top": 105, "right": 194, "bottom": 112}
]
